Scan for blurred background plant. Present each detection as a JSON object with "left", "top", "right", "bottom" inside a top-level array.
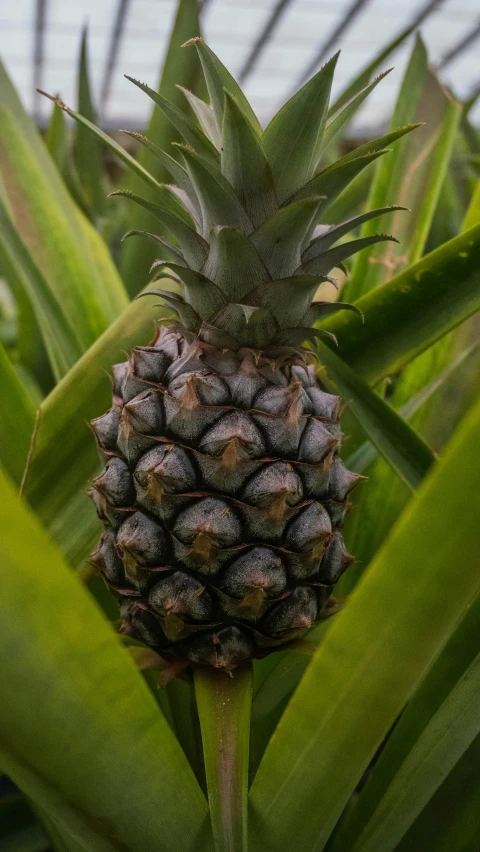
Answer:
[{"left": 1, "top": 1, "right": 480, "bottom": 851}]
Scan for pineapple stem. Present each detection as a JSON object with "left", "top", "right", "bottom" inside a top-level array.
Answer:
[{"left": 194, "top": 663, "right": 253, "bottom": 852}]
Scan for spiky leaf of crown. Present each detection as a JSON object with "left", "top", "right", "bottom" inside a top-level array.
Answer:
[{"left": 120, "top": 38, "right": 408, "bottom": 351}]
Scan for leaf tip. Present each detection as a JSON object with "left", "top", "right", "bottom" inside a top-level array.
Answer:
[{"left": 182, "top": 36, "right": 203, "bottom": 48}]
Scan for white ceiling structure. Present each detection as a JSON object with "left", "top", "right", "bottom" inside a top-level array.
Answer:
[{"left": 1, "top": 0, "right": 479, "bottom": 134}]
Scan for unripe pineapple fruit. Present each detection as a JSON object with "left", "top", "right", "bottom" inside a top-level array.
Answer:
[{"left": 89, "top": 39, "right": 403, "bottom": 670}]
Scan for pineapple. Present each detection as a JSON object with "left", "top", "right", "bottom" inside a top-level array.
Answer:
[{"left": 89, "top": 39, "right": 400, "bottom": 670}]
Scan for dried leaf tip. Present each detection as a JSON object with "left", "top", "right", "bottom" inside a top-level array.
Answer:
[
  {"left": 37, "top": 89, "right": 68, "bottom": 110},
  {"left": 182, "top": 37, "right": 203, "bottom": 47}
]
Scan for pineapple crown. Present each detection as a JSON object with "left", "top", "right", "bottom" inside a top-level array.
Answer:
[{"left": 117, "top": 39, "right": 409, "bottom": 352}]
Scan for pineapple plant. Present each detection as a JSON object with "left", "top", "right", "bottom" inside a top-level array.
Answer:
[
  {"left": 2, "top": 4, "right": 480, "bottom": 850},
  {"left": 88, "top": 38, "right": 403, "bottom": 670}
]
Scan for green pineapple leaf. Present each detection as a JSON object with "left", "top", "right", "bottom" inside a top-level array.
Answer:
[
  {"left": 110, "top": 185, "right": 194, "bottom": 226},
  {"left": 150, "top": 262, "right": 227, "bottom": 317},
  {"left": 210, "top": 303, "right": 279, "bottom": 349},
  {"left": 125, "top": 75, "right": 219, "bottom": 164},
  {"left": 329, "top": 18, "right": 428, "bottom": 115},
  {"left": 396, "top": 737, "right": 480, "bottom": 852},
  {"left": 330, "top": 591, "right": 480, "bottom": 852},
  {"left": 247, "top": 275, "right": 332, "bottom": 327},
  {"left": 189, "top": 37, "right": 262, "bottom": 135},
  {"left": 294, "top": 151, "right": 387, "bottom": 215},
  {"left": 297, "top": 234, "right": 399, "bottom": 276},
  {"left": 250, "top": 391, "right": 480, "bottom": 851},
  {"left": 346, "top": 36, "right": 461, "bottom": 300},
  {"left": 251, "top": 197, "right": 323, "bottom": 278},
  {"left": 317, "top": 342, "right": 435, "bottom": 490},
  {"left": 345, "top": 340, "right": 480, "bottom": 476},
  {"left": 119, "top": 0, "right": 207, "bottom": 294},
  {"left": 203, "top": 226, "right": 270, "bottom": 302},
  {"left": 0, "top": 197, "right": 84, "bottom": 380},
  {"left": 122, "top": 131, "right": 202, "bottom": 224},
  {"left": 303, "top": 206, "right": 407, "bottom": 258},
  {"left": 123, "top": 229, "right": 188, "bottom": 266},
  {"left": 324, "top": 222, "right": 480, "bottom": 384},
  {"left": 21, "top": 292, "right": 163, "bottom": 566},
  {"left": 0, "top": 341, "right": 36, "bottom": 485},
  {"left": 338, "top": 124, "right": 423, "bottom": 166},
  {"left": 39, "top": 91, "right": 168, "bottom": 196},
  {"left": 111, "top": 189, "right": 208, "bottom": 269},
  {"left": 0, "top": 465, "right": 209, "bottom": 852},
  {"left": 221, "top": 90, "right": 277, "bottom": 228},
  {"left": 303, "top": 301, "right": 364, "bottom": 323},
  {"left": 73, "top": 28, "right": 105, "bottom": 220},
  {"left": 319, "top": 69, "right": 393, "bottom": 160},
  {"left": 263, "top": 53, "right": 339, "bottom": 203},
  {"left": 177, "top": 85, "right": 221, "bottom": 148},
  {"left": 0, "top": 62, "right": 127, "bottom": 340},
  {"left": 176, "top": 144, "right": 253, "bottom": 234},
  {"left": 138, "top": 289, "right": 201, "bottom": 331}
]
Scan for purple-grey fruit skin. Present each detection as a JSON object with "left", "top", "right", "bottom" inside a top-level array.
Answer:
[{"left": 90, "top": 325, "right": 358, "bottom": 670}]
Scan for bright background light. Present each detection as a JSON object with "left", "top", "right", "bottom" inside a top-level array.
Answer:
[{"left": 1, "top": 0, "right": 479, "bottom": 133}]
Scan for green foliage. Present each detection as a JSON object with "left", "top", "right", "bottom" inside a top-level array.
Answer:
[{"left": 0, "top": 10, "right": 479, "bottom": 852}]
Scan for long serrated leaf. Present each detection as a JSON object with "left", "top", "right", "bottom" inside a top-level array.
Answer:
[
  {"left": 0, "top": 749, "right": 123, "bottom": 852},
  {"left": 112, "top": 190, "right": 208, "bottom": 269},
  {"left": 0, "top": 197, "right": 83, "bottom": 380},
  {"left": 334, "top": 124, "right": 422, "bottom": 167},
  {"left": 45, "top": 102, "right": 90, "bottom": 217},
  {"left": 190, "top": 38, "right": 262, "bottom": 136},
  {"left": 0, "top": 62, "right": 127, "bottom": 335},
  {"left": 221, "top": 90, "right": 277, "bottom": 228},
  {"left": 39, "top": 91, "right": 165, "bottom": 197},
  {"left": 322, "top": 222, "right": 480, "bottom": 384},
  {"left": 317, "top": 342, "right": 435, "bottom": 490},
  {"left": 0, "top": 341, "right": 36, "bottom": 484},
  {"left": 330, "top": 591, "right": 480, "bottom": 852},
  {"left": 249, "top": 391, "right": 480, "bottom": 852},
  {"left": 345, "top": 340, "right": 480, "bottom": 475},
  {"left": 21, "top": 292, "right": 164, "bottom": 564},
  {"left": 319, "top": 70, "right": 392, "bottom": 160},
  {"left": 294, "top": 152, "right": 386, "bottom": 216},
  {"left": 298, "top": 234, "right": 398, "bottom": 276},
  {"left": 0, "top": 466, "right": 210, "bottom": 852},
  {"left": 395, "top": 736, "right": 480, "bottom": 852},
  {"left": 178, "top": 144, "right": 253, "bottom": 235},
  {"left": 123, "top": 229, "right": 188, "bottom": 266},
  {"left": 44, "top": 101, "right": 68, "bottom": 172},
  {"left": 152, "top": 262, "right": 226, "bottom": 317},
  {"left": 303, "top": 206, "right": 406, "bottom": 259},
  {"left": 263, "top": 53, "right": 338, "bottom": 203},
  {"left": 338, "top": 54, "right": 463, "bottom": 592},
  {"left": 250, "top": 621, "right": 333, "bottom": 776},
  {"left": 122, "top": 130, "right": 202, "bottom": 223},
  {"left": 73, "top": 28, "right": 105, "bottom": 219},
  {"left": 463, "top": 179, "right": 480, "bottom": 231},
  {"left": 119, "top": 0, "right": 206, "bottom": 294},
  {"left": 126, "top": 76, "right": 219, "bottom": 164},
  {"left": 346, "top": 38, "right": 461, "bottom": 300},
  {"left": 251, "top": 198, "right": 322, "bottom": 278}
]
